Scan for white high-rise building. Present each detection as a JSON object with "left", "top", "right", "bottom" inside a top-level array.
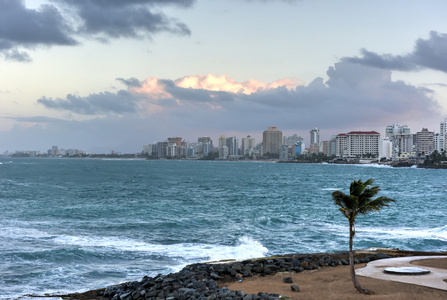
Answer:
[
  {"left": 346, "top": 131, "right": 380, "bottom": 157},
  {"left": 241, "top": 135, "right": 256, "bottom": 156},
  {"left": 226, "top": 136, "right": 239, "bottom": 156},
  {"left": 218, "top": 134, "right": 228, "bottom": 159},
  {"left": 386, "top": 124, "right": 413, "bottom": 160},
  {"left": 379, "top": 137, "right": 392, "bottom": 160},
  {"left": 336, "top": 131, "right": 380, "bottom": 157},
  {"left": 310, "top": 126, "right": 320, "bottom": 146},
  {"left": 335, "top": 134, "right": 347, "bottom": 157},
  {"left": 434, "top": 133, "right": 445, "bottom": 152}
]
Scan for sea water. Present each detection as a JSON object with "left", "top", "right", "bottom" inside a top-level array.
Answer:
[{"left": 0, "top": 158, "right": 446, "bottom": 299}]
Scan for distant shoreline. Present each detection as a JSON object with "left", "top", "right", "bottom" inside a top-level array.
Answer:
[{"left": 3, "top": 156, "right": 447, "bottom": 169}]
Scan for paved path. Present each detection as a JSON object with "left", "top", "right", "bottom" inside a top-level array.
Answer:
[{"left": 356, "top": 256, "right": 447, "bottom": 291}]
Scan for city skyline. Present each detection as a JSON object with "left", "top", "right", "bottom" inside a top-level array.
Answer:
[
  {"left": 1, "top": 1, "right": 447, "bottom": 153},
  {"left": 10, "top": 119, "right": 446, "bottom": 157}
]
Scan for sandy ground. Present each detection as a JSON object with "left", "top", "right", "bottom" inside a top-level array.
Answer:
[{"left": 222, "top": 259, "right": 447, "bottom": 300}]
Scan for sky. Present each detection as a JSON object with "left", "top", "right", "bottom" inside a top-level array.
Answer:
[{"left": 1, "top": 0, "right": 447, "bottom": 154}]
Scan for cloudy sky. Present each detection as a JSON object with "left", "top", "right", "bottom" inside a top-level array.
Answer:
[{"left": 1, "top": 0, "right": 447, "bottom": 153}]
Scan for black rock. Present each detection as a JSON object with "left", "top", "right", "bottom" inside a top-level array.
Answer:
[
  {"left": 291, "top": 284, "right": 300, "bottom": 292},
  {"left": 375, "top": 253, "right": 391, "bottom": 260},
  {"left": 283, "top": 277, "right": 293, "bottom": 283}
]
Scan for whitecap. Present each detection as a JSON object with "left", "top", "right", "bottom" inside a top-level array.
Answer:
[
  {"left": 51, "top": 235, "right": 269, "bottom": 263},
  {"left": 359, "top": 226, "right": 447, "bottom": 242},
  {"left": 353, "top": 164, "right": 392, "bottom": 169}
]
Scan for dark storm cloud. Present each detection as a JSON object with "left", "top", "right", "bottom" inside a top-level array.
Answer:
[
  {"left": 56, "top": 0, "right": 191, "bottom": 40},
  {"left": 412, "top": 31, "right": 447, "bottom": 72},
  {"left": 0, "top": 0, "right": 193, "bottom": 62},
  {"left": 344, "top": 31, "right": 447, "bottom": 73},
  {"left": 37, "top": 90, "right": 140, "bottom": 115},
  {"left": 0, "top": 0, "right": 77, "bottom": 61}
]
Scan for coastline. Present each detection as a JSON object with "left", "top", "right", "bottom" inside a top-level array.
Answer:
[{"left": 52, "top": 249, "right": 447, "bottom": 300}]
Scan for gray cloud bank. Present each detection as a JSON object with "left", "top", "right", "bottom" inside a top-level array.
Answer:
[
  {"left": 3, "top": 60, "right": 439, "bottom": 153},
  {"left": 0, "top": 0, "right": 193, "bottom": 61},
  {"left": 344, "top": 31, "right": 447, "bottom": 73}
]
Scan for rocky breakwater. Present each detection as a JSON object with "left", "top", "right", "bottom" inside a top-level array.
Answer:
[{"left": 62, "top": 251, "right": 396, "bottom": 300}]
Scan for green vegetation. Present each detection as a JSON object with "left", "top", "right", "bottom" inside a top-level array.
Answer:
[
  {"left": 332, "top": 179, "right": 395, "bottom": 294},
  {"left": 423, "top": 150, "right": 447, "bottom": 166},
  {"left": 294, "top": 153, "right": 335, "bottom": 162}
]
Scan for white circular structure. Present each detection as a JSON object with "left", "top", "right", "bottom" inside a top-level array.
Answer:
[{"left": 384, "top": 267, "right": 431, "bottom": 275}]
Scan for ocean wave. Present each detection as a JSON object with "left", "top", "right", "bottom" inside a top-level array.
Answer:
[
  {"left": 52, "top": 235, "right": 268, "bottom": 263},
  {"left": 359, "top": 226, "right": 447, "bottom": 242},
  {"left": 353, "top": 164, "right": 392, "bottom": 168}
]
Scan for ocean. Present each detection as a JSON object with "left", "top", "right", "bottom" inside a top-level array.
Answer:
[{"left": 0, "top": 158, "right": 446, "bottom": 299}]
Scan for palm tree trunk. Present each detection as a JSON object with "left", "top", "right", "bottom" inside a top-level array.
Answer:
[{"left": 349, "top": 222, "right": 373, "bottom": 294}]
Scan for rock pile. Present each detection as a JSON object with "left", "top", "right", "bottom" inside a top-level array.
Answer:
[{"left": 82, "top": 253, "right": 391, "bottom": 300}]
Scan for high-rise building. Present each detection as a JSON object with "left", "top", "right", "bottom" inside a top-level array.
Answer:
[
  {"left": 416, "top": 128, "right": 434, "bottom": 156},
  {"left": 439, "top": 118, "right": 447, "bottom": 151},
  {"left": 336, "top": 131, "right": 380, "bottom": 157},
  {"left": 434, "top": 133, "right": 445, "bottom": 152},
  {"left": 346, "top": 131, "right": 380, "bottom": 157},
  {"left": 379, "top": 137, "right": 392, "bottom": 160},
  {"left": 263, "top": 126, "right": 282, "bottom": 155},
  {"left": 310, "top": 126, "right": 320, "bottom": 146},
  {"left": 335, "top": 134, "right": 347, "bottom": 157},
  {"left": 241, "top": 135, "right": 256, "bottom": 156},
  {"left": 218, "top": 134, "right": 228, "bottom": 159},
  {"left": 279, "top": 144, "right": 291, "bottom": 161},
  {"left": 218, "top": 146, "right": 228, "bottom": 159},
  {"left": 440, "top": 118, "right": 447, "bottom": 136},
  {"left": 386, "top": 124, "right": 413, "bottom": 160},
  {"left": 328, "top": 136, "right": 337, "bottom": 156},
  {"left": 218, "top": 135, "right": 226, "bottom": 148},
  {"left": 156, "top": 141, "right": 168, "bottom": 158},
  {"left": 226, "top": 136, "right": 239, "bottom": 156},
  {"left": 196, "top": 137, "right": 213, "bottom": 158}
]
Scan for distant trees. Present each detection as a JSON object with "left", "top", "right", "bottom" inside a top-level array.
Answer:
[
  {"left": 423, "top": 150, "right": 447, "bottom": 166},
  {"left": 332, "top": 179, "right": 395, "bottom": 294},
  {"left": 294, "top": 153, "right": 335, "bottom": 162}
]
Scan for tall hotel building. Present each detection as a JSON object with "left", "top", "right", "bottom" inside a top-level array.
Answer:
[
  {"left": 336, "top": 131, "right": 380, "bottom": 157},
  {"left": 263, "top": 126, "right": 283, "bottom": 155},
  {"left": 416, "top": 128, "right": 434, "bottom": 156},
  {"left": 310, "top": 126, "right": 320, "bottom": 146}
]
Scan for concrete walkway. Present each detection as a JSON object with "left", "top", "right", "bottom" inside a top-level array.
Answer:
[{"left": 356, "top": 256, "right": 447, "bottom": 291}]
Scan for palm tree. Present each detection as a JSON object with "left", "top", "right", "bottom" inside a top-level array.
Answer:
[{"left": 332, "top": 178, "right": 395, "bottom": 294}]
